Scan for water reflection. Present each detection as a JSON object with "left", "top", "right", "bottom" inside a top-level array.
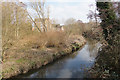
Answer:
[
  {"left": 87, "top": 39, "right": 102, "bottom": 58},
  {"left": 19, "top": 40, "right": 101, "bottom": 78}
]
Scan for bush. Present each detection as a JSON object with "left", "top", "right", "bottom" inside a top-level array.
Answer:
[
  {"left": 21, "top": 31, "right": 68, "bottom": 49},
  {"left": 45, "top": 31, "right": 67, "bottom": 48}
]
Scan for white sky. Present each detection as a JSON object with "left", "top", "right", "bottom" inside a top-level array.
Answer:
[
  {"left": 18, "top": 0, "right": 97, "bottom": 24},
  {"left": 47, "top": 1, "right": 96, "bottom": 24}
]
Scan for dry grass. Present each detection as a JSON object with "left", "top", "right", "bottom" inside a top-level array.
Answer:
[
  {"left": 9, "top": 31, "right": 68, "bottom": 50},
  {"left": 3, "top": 31, "right": 68, "bottom": 62},
  {"left": 31, "top": 31, "right": 67, "bottom": 48},
  {"left": 45, "top": 31, "right": 67, "bottom": 47}
]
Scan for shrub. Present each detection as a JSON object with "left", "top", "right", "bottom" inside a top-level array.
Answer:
[{"left": 21, "top": 31, "right": 67, "bottom": 49}]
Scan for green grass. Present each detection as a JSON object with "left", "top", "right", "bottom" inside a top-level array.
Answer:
[{"left": 16, "top": 58, "right": 26, "bottom": 63}]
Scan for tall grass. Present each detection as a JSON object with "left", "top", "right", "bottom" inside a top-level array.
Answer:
[{"left": 20, "top": 31, "right": 68, "bottom": 49}]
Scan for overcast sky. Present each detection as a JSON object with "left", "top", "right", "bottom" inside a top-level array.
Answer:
[
  {"left": 19, "top": 0, "right": 96, "bottom": 24},
  {"left": 47, "top": 1, "right": 96, "bottom": 24}
]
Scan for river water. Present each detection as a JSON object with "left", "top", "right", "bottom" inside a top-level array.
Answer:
[{"left": 19, "top": 42, "right": 101, "bottom": 78}]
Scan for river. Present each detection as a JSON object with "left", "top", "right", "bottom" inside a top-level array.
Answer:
[{"left": 18, "top": 41, "right": 101, "bottom": 78}]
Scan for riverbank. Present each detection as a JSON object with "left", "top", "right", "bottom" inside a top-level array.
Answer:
[
  {"left": 2, "top": 35, "right": 86, "bottom": 79},
  {"left": 89, "top": 44, "right": 120, "bottom": 78}
]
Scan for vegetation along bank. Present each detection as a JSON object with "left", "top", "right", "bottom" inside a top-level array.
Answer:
[{"left": 2, "top": 34, "right": 86, "bottom": 78}]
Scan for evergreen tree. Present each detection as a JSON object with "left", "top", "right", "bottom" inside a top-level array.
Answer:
[{"left": 96, "top": 1, "right": 119, "bottom": 45}]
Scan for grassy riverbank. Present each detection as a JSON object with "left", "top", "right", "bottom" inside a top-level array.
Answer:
[{"left": 2, "top": 34, "right": 86, "bottom": 79}]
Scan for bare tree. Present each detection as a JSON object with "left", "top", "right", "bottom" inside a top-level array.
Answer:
[
  {"left": 29, "top": 0, "right": 49, "bottom": 32},
  {"left": 27, "top": 12, "right": 42, "bottom": 32},
  {"left": 87, "top": 4, "right": 99, "bottom": 27},
  {"left": 2, "top": 2, "right": 32, "bottom": 54}
]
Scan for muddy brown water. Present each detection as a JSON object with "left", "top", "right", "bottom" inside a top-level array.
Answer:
[{"left": 17, "top": 42, "right": 101, "bottom": 78}]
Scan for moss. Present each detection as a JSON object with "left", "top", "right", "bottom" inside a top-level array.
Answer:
[{"left": 16, "top": 58, "right": 26, "bottom": 63}]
